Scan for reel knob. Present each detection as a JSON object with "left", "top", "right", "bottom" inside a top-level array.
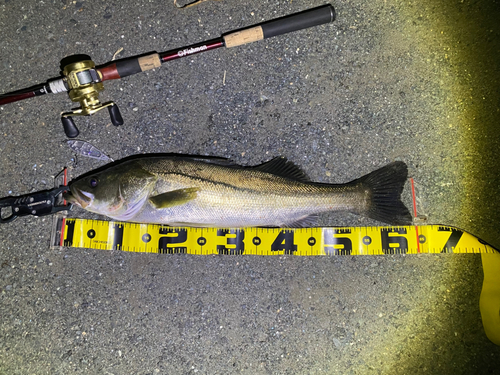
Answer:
[
  {"left": 61, "top": 116, "right": 79, "bottom": 138},
  {"left": 108, "top": 104, "right": 124, "bottom": 126}
]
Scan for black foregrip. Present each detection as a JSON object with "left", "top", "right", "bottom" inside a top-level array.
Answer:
[
  {"left": 261, "top": 4, "right": 335, "bottom": 39},
  {"left": 115, "top": 57, "right": 142, "bottom": 78}
]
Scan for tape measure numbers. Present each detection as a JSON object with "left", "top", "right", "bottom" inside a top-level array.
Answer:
[{"left": 51, "top": 217, "right": 496, "bottom": 255}]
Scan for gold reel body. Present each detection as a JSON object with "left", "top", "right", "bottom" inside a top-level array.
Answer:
[{"left": 60, "top": 59, "right": 123, "bottom": 138}]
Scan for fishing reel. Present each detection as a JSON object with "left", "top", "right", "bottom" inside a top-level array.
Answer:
[
  {"left": 55, "top": 58, "right": 123, "bottom": 138},
  {"left": 0, "top": 5, "right": 336, "bottom": 138}
]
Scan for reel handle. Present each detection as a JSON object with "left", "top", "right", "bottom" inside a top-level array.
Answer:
[{"left": 61, "top": 103, "right": 123, "bottom": 138}]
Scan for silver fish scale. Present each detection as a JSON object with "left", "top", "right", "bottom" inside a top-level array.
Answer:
[
  {"left": 127, "top": 158, "right": 364, "bottom": 227},
  {"left": 67, "top": 157, "right": 412, "bottom": 227}
]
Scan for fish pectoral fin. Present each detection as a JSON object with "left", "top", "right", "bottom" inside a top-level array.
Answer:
[{"left": 148, "top": 187, "right": 199, "bottom": 209}]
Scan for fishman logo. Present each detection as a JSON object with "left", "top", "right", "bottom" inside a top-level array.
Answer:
[{"left": 177, "top": 45, "right": 208, "bottom": 57}]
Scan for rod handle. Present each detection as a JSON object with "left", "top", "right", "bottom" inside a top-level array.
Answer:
[
  {"left": 223, "top": 4, "right": 336, "bottom": 48},
  {"left": 98, "top": 53, "right": 161, "bottom": 81}
]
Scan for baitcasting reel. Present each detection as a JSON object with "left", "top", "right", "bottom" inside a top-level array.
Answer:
[
  {"left": 0, "top": 4, "right": 335, "bottom": 138},
  {"left": 51, "top": 59, "right": 123, "bottom": 138}
]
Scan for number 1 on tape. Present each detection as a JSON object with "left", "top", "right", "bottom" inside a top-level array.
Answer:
[{"left": 50, "top": 217, "right": 496, "bottom": 256}]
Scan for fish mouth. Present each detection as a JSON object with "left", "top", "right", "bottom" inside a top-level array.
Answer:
[{"left": 63, "top": 187, "right": 94, "bottom": 208}]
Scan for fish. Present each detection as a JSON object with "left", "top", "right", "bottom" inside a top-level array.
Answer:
[{"left": 63, "top": 155, "right": 412, "bottom": 227}]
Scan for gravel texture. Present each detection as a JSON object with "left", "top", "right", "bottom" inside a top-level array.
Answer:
[{"left": 0, "top": 0, "right": 499, "bottom": 374}]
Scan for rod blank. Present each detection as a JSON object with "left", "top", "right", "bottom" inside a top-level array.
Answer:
[{"left": 0, "top": 4, "right": 336, "bottom": 106}]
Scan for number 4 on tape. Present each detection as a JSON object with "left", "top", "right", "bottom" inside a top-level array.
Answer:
[{"left": 51, "top": 217, "right": 497, "bottom": 256}]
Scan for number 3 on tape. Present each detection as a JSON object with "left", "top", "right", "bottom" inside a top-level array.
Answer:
[{"left": 51, "top": 217, "right": 497, "bottom": 256}]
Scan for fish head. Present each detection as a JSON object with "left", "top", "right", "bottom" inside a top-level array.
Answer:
[{"left": 64, "top": 162, "right": 157, "bottom": 220}]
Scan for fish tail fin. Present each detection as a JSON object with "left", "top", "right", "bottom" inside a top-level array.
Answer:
[{"left": 353, "top": 161, "right": 413, "bottom": 225}]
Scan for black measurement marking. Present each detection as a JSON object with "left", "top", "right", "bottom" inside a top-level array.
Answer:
[
  {"left": 142, "top": 233, "right": 152, "bottom": 243},
  {"left": 87, "top": 229, "right": 96, "bottom": 239},
  {"left": 381, "top": 228, "right": 408, "bottom": 254},
  {"left": 271, "top": 230, "right": 297, "bottom": 254},
  {"left": 197, "top": 236, "right": 206, "bottom": 246},
  {"left": 158, "top": 227, "right": 187, "bottom": 254},
  {"left": 438, "top": 227, "right": 463, "bottom": 253},
  {"left": 217, "top": 229, "right": 245, "bottom": 255},
  {"left": 112, "top": 223, "right": 124, "bottom": 250},
  {"left": 308, "top": 237, "right": 316, "bottom": 246},
  {"left": 324, "top": 229, "right": 352, "bottom": 255},
  {"left": 64, "top": 219, "right": 76, "bottom": 246},
  {"left": 252, "top": 236, "right": 261, "bottom": 246},
  {"left": 362, "top": 236, "right": 372, "bottom": 245}
]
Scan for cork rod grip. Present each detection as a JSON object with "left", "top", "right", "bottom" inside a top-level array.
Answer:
[
  {"left": 98, "top": 53, "right": 161, "bottom": 81},
  {"left": 223, "top": 27, "right": 264, "bottom": 48}
]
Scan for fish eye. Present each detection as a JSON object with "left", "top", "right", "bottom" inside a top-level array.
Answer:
[{"left": 89, "top": 177, "right": 98, "bottom": 188}]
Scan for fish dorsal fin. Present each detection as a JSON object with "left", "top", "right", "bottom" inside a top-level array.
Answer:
[
  {"left": 149, "top": 187, "right": 199, "bottom": 209},
  {"left": 254, "top": 157, "right": 310, "bottom": 182},
  {"left": 281, "top": 214, "right": 319, "bottom": 228}
]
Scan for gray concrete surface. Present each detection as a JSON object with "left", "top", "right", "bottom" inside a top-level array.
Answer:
[{"left": 1, "top": 0, "right": 499, "bottom": 374}]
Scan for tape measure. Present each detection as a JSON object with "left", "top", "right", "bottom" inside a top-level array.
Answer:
[{"left": 50, "top": 216, "right": 496, "bottom": 255}]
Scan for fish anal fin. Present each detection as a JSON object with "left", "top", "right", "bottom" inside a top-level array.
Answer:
[
  {"left": 281, "top": 214, "right": 319, "bottom": 228},
  {"left": 149, "top": 187, "right": 199, "bottom": 209},
  {"left": 254, "top": 157, "right": 310, "bottom": 182}
]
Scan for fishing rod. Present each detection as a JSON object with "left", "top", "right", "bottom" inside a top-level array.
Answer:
[{"left": 0, "top": 4, "right": 336, "bottom": 138}]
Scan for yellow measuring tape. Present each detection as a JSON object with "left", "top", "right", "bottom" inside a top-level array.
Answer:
[
  {"left": 51, "top": 217, "right": 496, "bottom": 255},
  {"left": 50, "top": 216, "right": 500, "bottom": 345}
]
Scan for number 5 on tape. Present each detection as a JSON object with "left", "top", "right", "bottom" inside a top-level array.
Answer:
[{"left": 51, "top": 217, "right": 497, "bottom": 256}]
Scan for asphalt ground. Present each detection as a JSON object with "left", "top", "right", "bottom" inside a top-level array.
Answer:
[{"left": 1, "top": 0, "right": 499, "bottom": 374}]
